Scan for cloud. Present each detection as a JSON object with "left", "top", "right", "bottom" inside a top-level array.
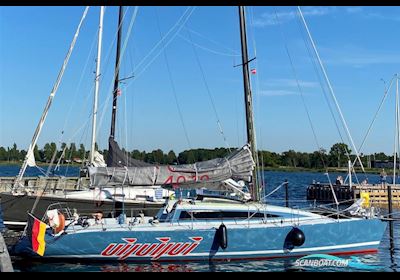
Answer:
[
  {"left": 347, "top": 7, "right": 400, "bottom": 21},
  {"left": 361, "top": 12, "right": 400, "bottom": 21},
  {"left": 320, "top": 45, "right": 400, "bottom": 67},
  {"left": 264, "top": 78, "right": 319, "bottom": 89},
  {"left": 252, "top": 6, "right": 400, "bottom": 28},
  {"left": 345, "top": 7, "right": 363, "bottom": 14},
  {"left": 252, "top": 6, "right": 335, "bottom": 27}
]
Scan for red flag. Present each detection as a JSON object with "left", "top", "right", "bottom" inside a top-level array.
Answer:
[{"left": 251, "top": 69, "right": 257, "bottom": 75}]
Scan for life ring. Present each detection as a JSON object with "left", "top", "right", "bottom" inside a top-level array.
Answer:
[{"left": 54, "top": 212, "right": 65, "bottom": 234}]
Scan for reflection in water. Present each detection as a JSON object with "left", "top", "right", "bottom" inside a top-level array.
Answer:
[{"left": 101, "top": 263, "right": 194, "bottom": 272}]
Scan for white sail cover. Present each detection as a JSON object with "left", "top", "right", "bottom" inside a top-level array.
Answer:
[
  {"left": 88, "top": 144, "right": 255, "bottom": 188},
  {"left": 93, "top": 151, "right": 107, "bottom": 167},
  {"left": 26, "top": 144, "right": 36, "bottom": 167}
]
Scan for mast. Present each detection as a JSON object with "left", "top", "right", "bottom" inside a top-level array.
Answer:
[
  {"left": 90, "top": 6, "right": 105, "bottom": 164},
  {"left": 110, "top": 6, "right": 124, "bottom": 140},
  {"left": 13, "top": 7, "right": 89, "bottom": 190},
  {"left": 238, "top": 6, "right": 259, "bottom": 201}
]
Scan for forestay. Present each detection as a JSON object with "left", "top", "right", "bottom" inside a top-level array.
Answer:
[{"left": 88, "top": 144, "right": 254, "bottom": 188}]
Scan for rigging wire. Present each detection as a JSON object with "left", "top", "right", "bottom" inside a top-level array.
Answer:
[
  {"left": 177, "top": 34, "right": 241, "bottom": 57},
  {"left": 350, "top": 76, "right": 396, "bottom": 171},
  {"left": 60, "top": 29, "right": 98, "bottom": 142},
  {"left": 248, "top": 6, "right": 264, "bottom": 193},
  {"left": 185, "top": 23, "right": 232, "bottom": 151},
  {"left": 52, "top": 6, "right": 133, "bottom": 166},
  {"left": 397, "top": 75, "right": 400, "bottom": 185},
  {"left": 393, "top": 75, "right": 399, "bottom": 191},
  {"left": 183, "top": 26, "right": 241, "bottom": 56},
  {"left": 295, "top": 7, "right": 361, "bottom": 184},
  {"left": 15, "top": 6, "right": 91, "bottom": 187},
  {"left": 155, "top": 7, "right": 193, "bottom": 150},
  {"left": 96, "top": 6, "right": 139, "bottom": 144},
  {"left": 295, "top": 11, "right": 349, "bottom": 158},
  {"left": 47, "top": 26, "right": 100, "bottom": 176},
  {"left": 109, "top": 7, "right": 197, "bottom": 155},
  {"left": 127, "top": 48, "right": 136, "bottom": 153},
  {"left": 124, "top": 7, "right": 197, "bottom": 84},
  {"left": 273, "top": 8, "right": 328, "bottom": 170},
  {"left": 124, "top": 82, "right": 129, "bottom": 164},
  {"left": 297, "top": 7, "right": 365, "bottom": 174}
]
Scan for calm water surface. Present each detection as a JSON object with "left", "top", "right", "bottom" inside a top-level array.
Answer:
[{"left": 1, "top": 166, "right": 399, "bottom": 272}]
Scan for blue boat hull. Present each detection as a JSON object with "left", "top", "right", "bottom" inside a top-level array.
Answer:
[{"left": 12, "top": 218, "right": 387, "bottom": 262}]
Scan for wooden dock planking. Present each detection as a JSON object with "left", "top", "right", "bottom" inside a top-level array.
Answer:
[
  {"left": 307, "top": 183, "right": 400, "bottom": 208},
  {"left": 354, "top": 186, "right": 400, "bottom": 207}
]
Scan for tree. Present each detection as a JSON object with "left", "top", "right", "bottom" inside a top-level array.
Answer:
[
  {"left": 329, "top": 143, "right": 351, "bottom": 168},
  {"left": 33, "top": 144, "right": 42, "bottom": 162},
  {"left": 9, "top": 143, "right": 19, "bottom": 161},
  {"left": 373, "top": 152, "right": 389, "bottom": 161},
  {"left": 166, "top": 150, "right": 177, "bottom": 164},
  {"left": 78, "top": 144, "right": 86, "bottom": 160},
  {"left": 20, "top": 150, "right": 27, "bottom": 160},
  {"left": 69, "top": 143, "right": 77, "bottom": 159},
  {"left": 258, "top": 151, "right": 280, "bottom": 167},
  {"left": 282, "top": 150, "right": 298, "bottom": 168},
  {"left": 131, "top": 150, "right": 142, "bottom": 160},
  {"left": 310, "top": 148, "right": 328, "bottom": 169},
  {"left": 298, "top": 152, "right": 311, "bottom": 168},
  {"left": 43, "top": 142, "right": 57, "bottom": 162},
  {"left": 150, "top": 149, "right": 165, "bottom": 164},
  {"left": 58, "top": 143, "right": 67, "bottom": 164},
  {"left": 0, "top": 147, "right": 7, "bottom": 161}
]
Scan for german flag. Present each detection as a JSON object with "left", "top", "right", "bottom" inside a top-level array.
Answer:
[{"left": 26, "top": 213, "right": 47, "bottom": 256}]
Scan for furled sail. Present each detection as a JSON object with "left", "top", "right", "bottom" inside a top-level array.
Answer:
[
  {"left": 106, "top": 137, "right": 152, "bottom": 167},
  {"left": 26, "top": 144, "right": 36, "bottom": 167},
  {"left": 92, "top": 151, "right": 107, "bottom": 167},
  {"left": 88, "top": 144, "right": 254, "bottom": 188}
]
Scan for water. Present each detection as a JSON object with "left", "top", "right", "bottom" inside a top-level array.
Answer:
[
  {"left": 1, "top": 166, "right": 399, "bottom": 272},
  {"left": 0, "top": 164, "right": 79, "bottom": 177}
]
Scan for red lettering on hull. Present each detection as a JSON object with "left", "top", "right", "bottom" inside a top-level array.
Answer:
[{"left": 100, "top": 237, "right": 203, "bottom": 260}]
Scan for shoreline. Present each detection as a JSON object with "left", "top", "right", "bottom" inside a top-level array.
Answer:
[
  {"left": 0, "top": 162, "right": 82, "bottom": 167},
  {"left": 262, "top": 166, "right": 382, "bottom": 175},
  {"left": 0, "top": 162, "right": 382, "bottom": 175}
]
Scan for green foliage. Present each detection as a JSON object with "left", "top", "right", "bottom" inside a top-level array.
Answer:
[
  {"left": 0, "top": 142, "right": 392, "bottom": 170},
  {"left": 329, "top": 143, "right": 351, "bottom": 168}
]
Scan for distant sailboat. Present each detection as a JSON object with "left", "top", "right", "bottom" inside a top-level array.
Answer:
[{"left": 10, "top": 6, "right": 387, "bottom": 262}]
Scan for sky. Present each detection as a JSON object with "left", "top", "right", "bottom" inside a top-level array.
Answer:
[{"left": 1, "top": 6, "right": 400, "bottom": 155}]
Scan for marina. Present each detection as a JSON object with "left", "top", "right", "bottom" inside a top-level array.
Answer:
[
  {"left": 1, "top": 5, "right": 400, "bottom": 272},
  {"left": 307, "top": 182, "right": 400, "bottom": 208},
  {"left": 1, "top": 169, "right": 399, "bottom": 272}
]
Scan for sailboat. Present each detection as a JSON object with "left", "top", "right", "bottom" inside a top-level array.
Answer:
[
  {"left": 0, "top": 6, "right": 174, "bottom": 229},
  {"left": 10, "top": 6, "right": 387, "bottom": 262}
]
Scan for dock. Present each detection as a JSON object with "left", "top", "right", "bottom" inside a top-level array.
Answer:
[
  {"left": 0, "top": 176, "right": 90, "bottom": 193},
  {"left": 307, "top": 183, "right": 400, "bottom": 208},
  {"left": 0, "top": 232, "right": 13, "bottom": 272}
]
